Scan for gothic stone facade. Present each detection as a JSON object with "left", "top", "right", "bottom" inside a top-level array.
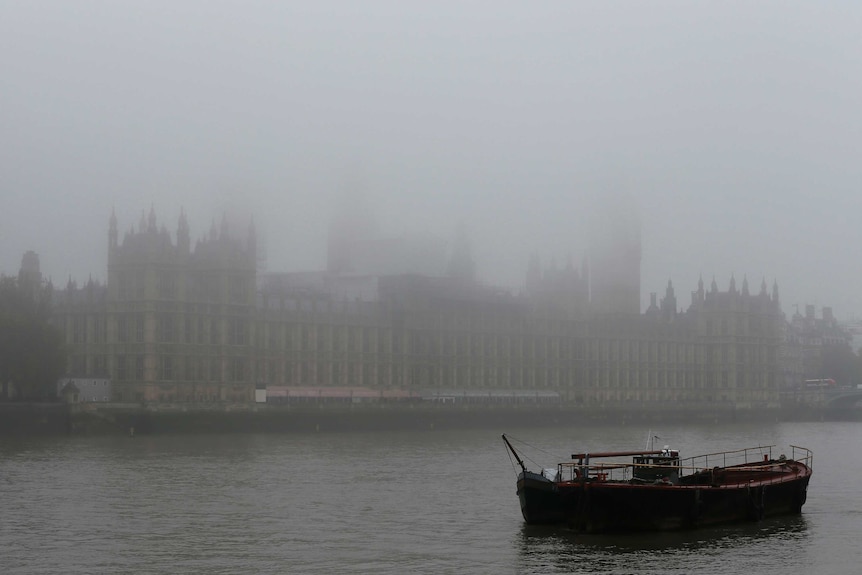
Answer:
[{"left": 53, "top": 210, "right": 783, "bottom": 407}]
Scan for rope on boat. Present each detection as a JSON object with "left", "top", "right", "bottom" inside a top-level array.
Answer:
[
  {"left": 503, "top": 434, "right": 568, "bottom": 470},
  {"left": 503, "top": 442, "right": 520, "bottom": 475}
]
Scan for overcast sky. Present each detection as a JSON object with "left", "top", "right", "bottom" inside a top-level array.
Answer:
[{"left": 2, "top": 1, "right": 860, "bottom": 318}]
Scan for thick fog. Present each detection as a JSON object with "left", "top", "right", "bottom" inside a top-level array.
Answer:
[{"left": 2, "top": 1, "right": 860, "bottom": 317}]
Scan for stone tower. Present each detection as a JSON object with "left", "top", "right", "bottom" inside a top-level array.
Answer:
[
  {"left": 105, "top": 208, "right": 256, "bottom": 403},
  {"left": 588, "top": 196, "right": 641, "bottom": 315},
  {"left": 327, "top": 191, "right": 377, "bottom": 274}
]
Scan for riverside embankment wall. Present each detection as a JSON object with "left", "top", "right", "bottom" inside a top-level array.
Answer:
[{"left": 2, "top": 402, "right": 857, "bottom": 436}]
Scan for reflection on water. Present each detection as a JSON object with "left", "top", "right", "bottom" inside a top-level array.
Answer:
[
  {"left": 517, "top": 516, "right": 810, "bottom": 574},
  {"left": 2, "top": 421, "right": 860, "bottom": 574}
]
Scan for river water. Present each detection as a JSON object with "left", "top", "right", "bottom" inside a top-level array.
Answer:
[{"left": 1, "top": 420, "right": 860, "bottom": 574}]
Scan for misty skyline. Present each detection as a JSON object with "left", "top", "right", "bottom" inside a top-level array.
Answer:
[{"left": 2, "top": 1, "right": 861, "bottom": 318}]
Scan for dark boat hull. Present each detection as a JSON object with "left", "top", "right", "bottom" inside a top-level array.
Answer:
[{"left": 517, "top": 467, "right": 811, "bottom": 532}]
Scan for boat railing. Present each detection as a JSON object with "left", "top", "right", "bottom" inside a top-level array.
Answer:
[
  {"left": 557, "top": 461, "right": 678, "bottom": 483},
  {"left": 790, "top": 445, "right": 814, "bottom": 470},
  {"left": 681, "top": 446, "right": 775, "bottom": 471},
  {"left": 683, "top": 445, "right": 813, "bottom": 472},
  {"left": 555, "top": 445, "right": 813, "bottom": 484}
]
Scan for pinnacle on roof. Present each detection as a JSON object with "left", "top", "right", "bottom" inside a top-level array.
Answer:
[{"left": 147, "top": 204, "right": 157, "bottom": 232}]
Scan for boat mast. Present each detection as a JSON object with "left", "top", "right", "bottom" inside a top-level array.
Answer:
[{"left": 502, "top": 434, "right": 527, "bottom": 473}]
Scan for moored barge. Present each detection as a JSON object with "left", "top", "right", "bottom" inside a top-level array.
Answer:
[{"left": 502, "top": 434, "right": 812, "bottom": 532}]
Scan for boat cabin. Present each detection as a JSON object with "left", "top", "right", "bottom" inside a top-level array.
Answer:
[
  {"left": 632, "top": 449, "right": 681, "bottom": 483},
  {"left": 568, "top": 447, "right": 681, "bottom": 484}
]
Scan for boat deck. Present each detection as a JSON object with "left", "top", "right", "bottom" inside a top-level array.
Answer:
[{"left": 556, "top": 445, "right": 812, "bottom": 487}]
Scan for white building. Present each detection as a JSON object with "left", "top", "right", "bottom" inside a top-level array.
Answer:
[{"left": 57, "top": 377, "right": 112, "bottom": 402}]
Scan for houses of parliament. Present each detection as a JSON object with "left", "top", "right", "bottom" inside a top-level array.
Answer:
[{"left": 49, "top": 206, "right": 784, "bottom": 408}]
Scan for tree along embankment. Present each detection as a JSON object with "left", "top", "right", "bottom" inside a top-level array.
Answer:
[{"left": 1, "top": 401, "right": 857, "bottom": 436}]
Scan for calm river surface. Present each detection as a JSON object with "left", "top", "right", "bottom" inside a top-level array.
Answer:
[{"left": 1, "top": 420, "right": 860, "bottom": 574}]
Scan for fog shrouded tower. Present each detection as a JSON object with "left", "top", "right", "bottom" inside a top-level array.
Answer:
[
  {"left": 327, "top": 190, "right": 377, "bottom": 274},
  {"left": 588, "top": 195, "right": 641, "bottom": 315}
]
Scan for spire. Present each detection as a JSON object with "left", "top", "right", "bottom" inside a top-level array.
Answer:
[
  {"left": 710, "top": 276, "right": 718, "bottom": 293},
  {"left": 772, "top": 280, "right": 780, "bottom": 305},
  {"left": 178, "top": 208, "right": 189, "bottom": 234},
  {"left": 661, "top": 279, "right": 677, "bottom": 320},
  {"left": 147, "top": 205, "right": 157, "bottom": 232},
  {"left": 741, "top": 275, "right": 749, "bottom": 296},
  {"left": 109, "top": 208, "right": 118, "bottom": 251},
  {"left": 177, "top": 209, "right": 190, "bottom": 254},
  {"left": 729, "top": 274, "right": 736, "bottom": 293},
  {"left": 760, "top": 277, "right": 768, "bottom": 296},
  {"left": 220, "top": 213, "right": 229, "bottom": 239}
]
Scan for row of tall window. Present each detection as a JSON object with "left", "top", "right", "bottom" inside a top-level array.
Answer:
[
  {"left": 70, "top": 316, "right": 107, "bottom": 344},
  {"left": 114, "top": 269, "right": 252, "bottom": 303},
  {"left": 114, "top": 355, "right": 247, "bottom": 382},
  {"left": 113, "top": 314, "right": 249, "bottom": 345},
  {"left": 68, "top": 354, "right": 107, "bottom": 377},
  {"left": 704, "top": 315, "right": 775, "bottom": 337}
]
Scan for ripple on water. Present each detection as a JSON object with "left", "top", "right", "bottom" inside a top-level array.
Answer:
[{"left": 0, "top": 422, "right": 859, "bottom": 574}]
